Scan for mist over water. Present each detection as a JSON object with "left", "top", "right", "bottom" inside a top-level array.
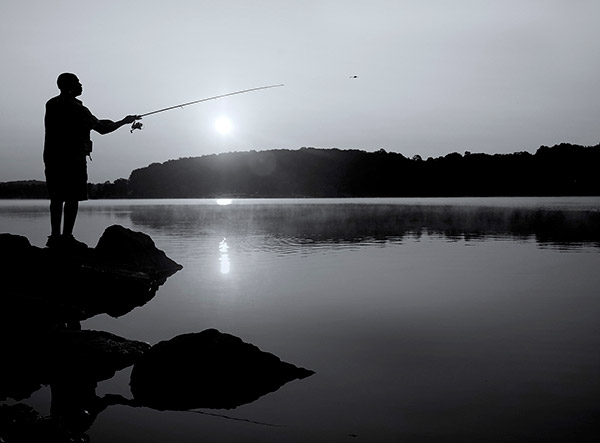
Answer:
[{"left": 2, "top": 197, "right": 600, "bottom": 442}]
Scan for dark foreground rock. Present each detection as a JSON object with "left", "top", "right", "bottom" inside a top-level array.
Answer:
[
  {"left": 130, "top": 329, "right": 315, "bottom": 410},
  {"left": 0, "top": 224, "right": 182, "bottom": 327}
]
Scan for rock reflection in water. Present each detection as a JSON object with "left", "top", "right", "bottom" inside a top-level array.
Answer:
[{"left": 0, "top": 330, "right": 149, "bottom": 442}]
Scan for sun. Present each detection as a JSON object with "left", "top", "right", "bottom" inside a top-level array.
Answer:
[{"left": 215, "top": 116, "right": 233, "bottom": 134}]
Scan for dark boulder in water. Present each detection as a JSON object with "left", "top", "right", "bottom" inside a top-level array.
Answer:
[
  {"left": 94, "top": 224, "right": 182, "bottom": 278},
  {"left": 130, "top": 328, "right": 315, "bottom": 410}
]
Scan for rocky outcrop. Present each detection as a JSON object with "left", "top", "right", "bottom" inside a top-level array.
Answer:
[
  {"left": 0, "top": 224, "right": 182, "bottom": 327},
  {"left": 130, "top": 328, "right": 315, "bottom": 410},
  {"left": 0, "top": 225, "right": 181, "bottom": 402},
  {"left": 1, "top": 226, "right": 315, "bottom": 442}
]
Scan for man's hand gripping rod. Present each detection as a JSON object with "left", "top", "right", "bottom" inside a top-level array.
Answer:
[{"left": 130, "top": 84, "right": 284, "bottom": 133}]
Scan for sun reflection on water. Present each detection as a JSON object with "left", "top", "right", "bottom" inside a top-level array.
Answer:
[
  {"left": 216, "top": 198, "right": 233, "bottom": 206},
  {"left": 219, "top": 237, "right": 230, "bottom": 274}
]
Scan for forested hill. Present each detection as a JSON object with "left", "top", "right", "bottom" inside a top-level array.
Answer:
[
  {"left": 1, "top": 143, "right": 598, "bottom": 198},
  {"left": 127, "top": 143, "right": 600, "bottom": 198}
]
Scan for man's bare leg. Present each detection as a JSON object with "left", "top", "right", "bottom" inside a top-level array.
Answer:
[
  {"left": 63, "top": 201, "right": 79, "bottom": 237},
  {"left": 49, "top": 200, "right": 63, "bottom": 237}
]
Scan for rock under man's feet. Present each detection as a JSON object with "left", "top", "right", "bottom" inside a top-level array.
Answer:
[
  {"left": 61, "top": 234, "right": 89, "bottom": 250},
  {"left": 45, "top": 234, "right": 88, "bottom": 250},
  {"left": 45, "top": 234, "right": 62, "bottom": 249}
]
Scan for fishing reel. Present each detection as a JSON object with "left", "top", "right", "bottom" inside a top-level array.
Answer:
[{"left": 130, "top": 121, "right": 144, "bottom": 133}]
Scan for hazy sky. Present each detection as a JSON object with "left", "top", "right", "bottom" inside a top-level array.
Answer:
[{"left": 1, "top": 0, "right": 599, "bottom": 182}]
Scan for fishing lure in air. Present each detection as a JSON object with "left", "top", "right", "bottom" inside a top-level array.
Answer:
[{"left": 130, "top": 84, "right": 284, "bottom": 132}]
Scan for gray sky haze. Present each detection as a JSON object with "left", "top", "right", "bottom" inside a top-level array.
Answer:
[{"left": 1, "top": 0, "right": 599, "bottom": 182}]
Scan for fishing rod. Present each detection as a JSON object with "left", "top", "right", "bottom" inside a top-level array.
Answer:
[{"left": 130, "top": 83, "right": 284, "bottom": 132}]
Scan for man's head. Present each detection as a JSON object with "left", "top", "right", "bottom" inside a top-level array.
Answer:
[{"left": 57, "top": 73, "right": 82, "bottom": 97}]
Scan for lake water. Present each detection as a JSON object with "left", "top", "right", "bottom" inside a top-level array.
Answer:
[{"left": 1, "top": 197, "right": 600, "bottom": 442}]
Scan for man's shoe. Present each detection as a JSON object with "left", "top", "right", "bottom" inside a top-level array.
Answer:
[
  {"left": 46, "top": 234, "right": 62, "bottom": 249},
  {"left": 61, "top": 234, "right": 89, "bottom": 250}
]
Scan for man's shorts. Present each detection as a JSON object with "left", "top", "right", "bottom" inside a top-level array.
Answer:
[{"left": 45, "top": 158, "right": 88, "bottom": 201}]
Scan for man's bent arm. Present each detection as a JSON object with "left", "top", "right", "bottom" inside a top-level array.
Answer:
[{"left": 94, "top": 115, "right": 140, "bottom": 135}]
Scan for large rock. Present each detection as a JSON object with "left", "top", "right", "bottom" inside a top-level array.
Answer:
[
  {"left": 0, "top": 232, "right": 32, "bottom": 254},
  {"left": 94, "top": 225, "right": 182, "bottom": 276},
  {"left": 130, "top": 329, "right": 315, "bottom": 410}
]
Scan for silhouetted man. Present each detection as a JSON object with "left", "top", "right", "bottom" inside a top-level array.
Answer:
[{"left": 44, "top": 73, "right": 140, "bottom": 248}]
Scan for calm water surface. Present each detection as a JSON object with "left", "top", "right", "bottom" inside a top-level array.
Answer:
[{"left": 1, "top": 197, "right": 600, "bottom": 442}]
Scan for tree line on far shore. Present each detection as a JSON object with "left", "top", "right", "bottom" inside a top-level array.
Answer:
[{"left": 1, "top": 142, "right": 599, "bottom": 199}]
